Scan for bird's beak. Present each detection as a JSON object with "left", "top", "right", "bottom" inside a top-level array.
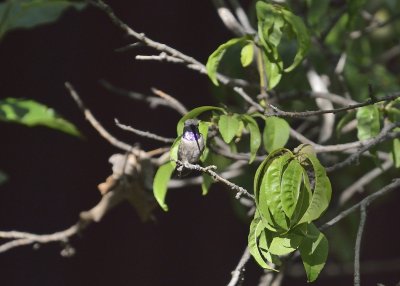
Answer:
[{"left": 190, "top": 125, "right": 201, "bottom": 152}]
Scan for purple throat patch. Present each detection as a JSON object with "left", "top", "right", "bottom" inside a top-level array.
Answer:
[{"left": 183, "top": 131, "right": 200, "bottom": 141}]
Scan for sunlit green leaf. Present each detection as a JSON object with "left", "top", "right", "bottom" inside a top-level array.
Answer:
[
  {"left": 199, "top": 121, "right": 210, "bottom": 162},
  {"left": 248, "top": 212, "right": 277, "bottom": 270},
  {"left": 356, "top": 105, "right": 380, "bottom": 141},
  {"left": 299, "top": 155, "right": 332, "bottom": 224},
  {"left": 281, "top": 8, "right": 311, "bottom": 72},
  {"left": 393, "top": 138, "right": 400, "bottom": 168},
  {"left": 262, "top": 48, "right": 283, "bottom": 89},
  {"left": 153, "top": 162, "right": 176, "bottom": 211},
  {"left": 0, "top": 0, "right": 86, "bottom": 40},
  {"left": 206, "top": 37, "right": 246, "bottom": 86},
  {"left": 241, "top": 42, "right": 254, "bottom": 67},
  {"left": 299, "top": 223, "right": 329, "bottom": 282},
  {"left": 201, "top": 173, "right": 213, "bottom": 196},
  {"left": 0, "top": 98, "right": 81, "bottom": 136},
  {"left": 281, "top": 159, "right": 303, "bottom": 219},
  {"left": 241, "top": 115, "right": 261, "bottom": 163},
  {"left": 260, "top": 153, "right": 292, "bottom": 230},
  {"left": 263, "top": 116, "right": 290, "bottom": 153},
  {"left": 177, "top": 106, "right": 224, "bottom": 135},
  {"left": 218, "top": 114, "right": 241, "bottom": 143},
  {"left": 267, "top": 229, "right": 303, "bottom": 256},
  {"left": 170, "top": 136, "right": 181, "bottom": 161}
]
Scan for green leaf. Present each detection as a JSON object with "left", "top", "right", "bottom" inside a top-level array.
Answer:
[
  {"left": 206, "top": 37, "right": 246, "bottom": 86},
  {"left": 267, "top": 229, "right": 304, "bottom": 256},
  {"left": 281, "top": 9, "right": 311, "bottom": 72},
  {"left": 0, "top": 170, "right": 8, "bottom": 185},
  {"left": 240, "top": 42, "right": 254, "bottom": 67},
  {"left": 299, "top": 155, "right": 332, "bottom": 224},
  {"left": 299, "top": 223, "right": 329, "bottom": 282},
  {"left": 260, "top": 153, "right": 292, "bottom": 230},
  {"left": 0, "top": 98, "right": 81, "bottom": 137},
  {"left": 201, "top": 173, "right": 213, "bottom": 196},
  {"left": 177, "top": 106, "right": 224, "bottom": 135},
  {"left": 262, "top": 48, "right": 283, "bottom": 89},
  {"left": 263, "top": 116, "right": 290, "bottom": 153},
  {"left": 256, "top": 1, "right": 284, "bottom": 52},
  {"left": 0, "top": 0, "right": 86, "bottom": 40},
  {"left": 153, "top": 162, "right": 176, "bottom": 211},
  {"left": 241, "top": 115, "right": 261, "bottom": 163},
  {"left": 356, "top": 105, "right": 380, "bottom": 141},
  {"left": 280, "top": 159, "right": 303, "bottom": 219},
  {"left": 170, "top": 137, "right": 181, "bottom": 161},
  {"left": 392, "top": 138, "right": 400, "bottom": 168},
  {"left": 291, "top": 174, "right": 312, "bottom": 226},
  {"left": 248, "top": 212, "right": 277, "bottom": 270},
  {"left": 218, "top": 114, "right": 241, "bottom": 143},
  {"left": 199, "top": 121, "right": 210, "bottom": 162}
]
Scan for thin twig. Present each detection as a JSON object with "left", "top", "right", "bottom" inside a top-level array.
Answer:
[
  {"left": 320, "top": 178, "right": 400, "bottom": 231},
  {"left": 354, "top": 203, "right": 367, "bottom": 286},
  {"left": 89, "top": 0, "right": 251, "bottom": 89},
  {"left": 151, "top": 87, "right": 188, "bottom": 115},
  {"left": 227, "top": 247, "right": 251, "bottom": 286},
  {"left": 176, "top": 160, "right": 254, "bottom": 200},
  {"left": 115, "top": 118, "right": 175, "bottom": 143},
  {"left": 339, "top": 159, "right": 393, "bottom": 206},
  {"left": 326, "top": 122, "right": 400, "bottom": 172},
  {"left": 266, "top": 92, "right": 400, "bottom": 118},
  {"left": 65, "top": 82, "right": 136, "bottom": 153}
]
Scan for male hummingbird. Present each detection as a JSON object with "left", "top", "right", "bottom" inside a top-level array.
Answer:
[{"left": 177, "top": 119, "right": 205, "bottom": 176}]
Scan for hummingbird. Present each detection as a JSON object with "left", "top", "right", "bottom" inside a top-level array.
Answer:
[{"left": 177, "top": 119, "right": 205, "bottom": 176}]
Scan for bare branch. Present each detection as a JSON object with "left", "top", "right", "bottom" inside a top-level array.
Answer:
[
  {"left": 212, "top": 0, "right": 246, "bottom": 36},
  {"left": 176, "top": 160, "right": 254, "bottom": 200},
  {"left": 339, "top": 159, "right": 393, "bottom": 206},
  {"left": 320, "top": 178, "right": 400, "bottom": 231},
  {"left": 115, "top": 118, "right": 175, "bottom": 143},
  {"left": 65, "top": 82, "right": 136, "bottom": 153},
  {"left": 227, "top": 0, "right": 255, "bottom": 34},
  {"left": 266, "top": 92, "right": 400, "bottom": 118},
  {"left": 326, "top": 122, "right": 400, "bottom": 172},
  {"left": 354, "top": 203, "right": 367, "bottom": 286},
  {"left": 89, "top": 0, "right": 251, "bottom": 89},
  {"left": 227, "top": 247, "right": 251, "bottom": 286},
  {"left": 151, "top": 87, "right": 188, "bottom": 115},
  {"left": 306, "top": 68, "right": 334, "bottom": 142},
  {"left": 0, "top": 185, "right": 127, "bottom": 253}
]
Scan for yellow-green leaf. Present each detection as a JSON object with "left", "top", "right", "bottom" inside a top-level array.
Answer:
[{"left": 153, "top": 162, "right": 176, "bottom": 211}]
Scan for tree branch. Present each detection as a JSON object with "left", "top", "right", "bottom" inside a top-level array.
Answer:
[
  {"left": 266, "top": 93, "right": 400, "bottom": 118},
  {"left": 115, "top": 118, "right": 175, "bottom": 143},
  {"left": 65, "top": 82, "right": 137, "bottom": 153},
  {"left": 320, "top": 178, "right": 400, "bottom": 231},
  {"left": 227, "top": 247, "right": 251, "bottom": 286},
  {"left": 176, "top": 160, "right": 254, "bottom": 200},
  {"left": 354, "top": 203, "right": 367, "bottom": 286}
]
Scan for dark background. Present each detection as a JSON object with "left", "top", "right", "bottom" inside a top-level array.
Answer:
[{"left": 0, "top": 1, "right": 399, "bottom": 285}]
